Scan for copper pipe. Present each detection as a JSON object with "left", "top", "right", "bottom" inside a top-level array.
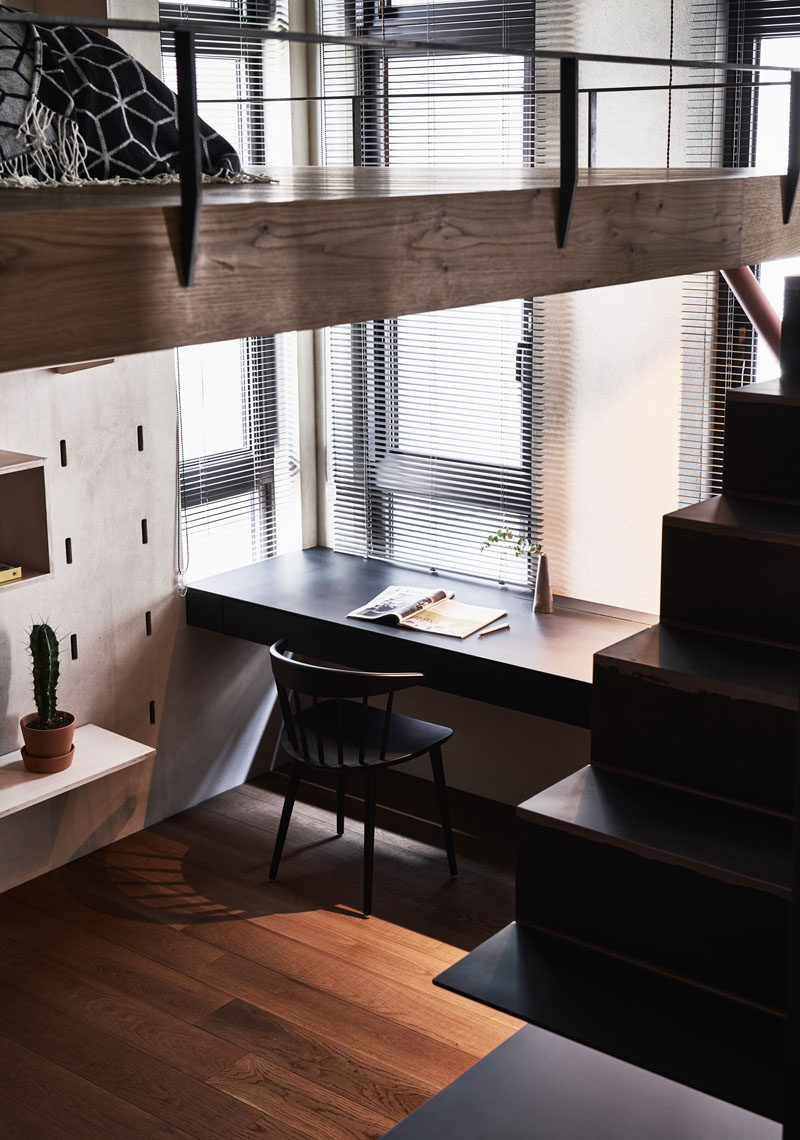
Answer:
[{"left": 721, "top": 266, "right": 782, "bottom": 363}]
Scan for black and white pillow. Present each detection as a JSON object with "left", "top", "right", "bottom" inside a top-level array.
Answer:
[{"left": 0, "top": 4, "right": 244, "bottom": 183}]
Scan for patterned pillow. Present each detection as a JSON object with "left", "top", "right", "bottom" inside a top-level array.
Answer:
[{"left": 0, "top": 4, "right": 242, "bottom": 182}]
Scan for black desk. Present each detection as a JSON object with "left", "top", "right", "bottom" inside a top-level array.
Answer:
[{"left": 185, "top": 548, "right": 655, "bottom": 727}]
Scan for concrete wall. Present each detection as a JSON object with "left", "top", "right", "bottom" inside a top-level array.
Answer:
[{"left": 539, "top": 0, "right": 696, "bottom": 615}]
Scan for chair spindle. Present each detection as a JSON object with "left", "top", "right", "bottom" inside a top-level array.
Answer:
[
  {"left": 293, "top": 689, "right": 308, "bottom": 759},
  {"left": 379, "top": 691, "right": 394, "bottom": 763},
  {"left": 359, "top": 695, "right": 369, "bottom": 765},
  {"left": 311, "top": 694, "right": 325, "bottom": 766},
  {"left": 336, "top": 699, "right": 344, "bottom": 766}
]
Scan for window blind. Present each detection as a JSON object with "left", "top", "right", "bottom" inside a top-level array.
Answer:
[
  {"left": 320, "top": 1, "right": 567, "bottom": 585},
  {"left": 160, "top": 0, "right": 302, "bottom": 583},
  {"left": 679, "top": 0, "right": 798, "bottom": 505},
  {"left": 160, "top": 0, "right": 293, "bottom": 166}
]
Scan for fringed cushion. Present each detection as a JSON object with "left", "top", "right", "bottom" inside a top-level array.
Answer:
[{"left": 0, "top": 5, "right": 273, "bottom": 186}]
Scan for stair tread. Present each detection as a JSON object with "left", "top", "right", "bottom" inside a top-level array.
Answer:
[
  {"left": 595, "top": 624, "right": 799, "bottom": 708},
  {"left": 433, "top": 923, "right": 784, "bottom": 1122},
  {"left": 728, "top": 377, "right": 800, "bottom": 406},
  {"left": 517, "top": 766, "right": 791, "bottom": 894},
  {"left": 383, "top": 1022, "right": 778, "bottom": 1139},
  {"left": 664, "top": 494, "right": 800, "bottom": 543}
]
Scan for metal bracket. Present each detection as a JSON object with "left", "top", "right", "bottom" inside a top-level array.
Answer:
[
  {"left": 785, "top": 71, "right": 800, "bottom": 225},
  {"left": 175, "top": 28, "right": 202, "bottom": 287},
  {"left": 558, "top": 57, "right": 579, "bottom": 249}
]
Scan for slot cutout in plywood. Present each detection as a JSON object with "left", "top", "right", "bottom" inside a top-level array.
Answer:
[{"left": 0, "top": 452, "right": 53, "bottom": 590}]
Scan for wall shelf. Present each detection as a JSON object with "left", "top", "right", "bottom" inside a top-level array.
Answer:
[
  {"left": 0, "top": 724, "right": 155, "bottom": 820},
  {"left": 0, "top": 450, "right": 53, "bottom": 590}
]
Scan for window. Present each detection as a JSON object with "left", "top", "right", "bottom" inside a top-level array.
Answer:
[
  {"left": 160, "top": 0, "right": 301, "bottom": 583},
  {"left": 680, "top": 2, "right": 799, "bottom": 504},
  {"left": 753, "top": 34, "right": 800, "bottom": 378},
  {"left": 722, "top": 6, "right": 800, "bottom": 362},
  {"left": 320, "top": 2, "right": 557, "bottom": 584}
]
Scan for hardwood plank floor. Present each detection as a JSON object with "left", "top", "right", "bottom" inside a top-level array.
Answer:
[{"left": 0, "top": 774, "right": 520, "bottom": 1139}]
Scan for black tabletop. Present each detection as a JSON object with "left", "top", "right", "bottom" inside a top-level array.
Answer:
[{"left": 186, "top": 548, "right": 655, "bottom": 727}]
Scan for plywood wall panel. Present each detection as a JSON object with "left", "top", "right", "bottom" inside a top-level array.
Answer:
[{"left": 0, "top": 353, "right": 178, "bottom": 753}]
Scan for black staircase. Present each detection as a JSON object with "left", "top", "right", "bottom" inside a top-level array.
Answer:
[{"left": 384, "top": 279, "right": 800, "bottom": 1139}]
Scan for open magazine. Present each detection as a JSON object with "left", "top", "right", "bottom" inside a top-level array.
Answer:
[{"left": 347, "top": 586, "right": 506, "bottom": 639}]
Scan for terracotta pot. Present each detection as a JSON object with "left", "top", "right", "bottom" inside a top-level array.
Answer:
[{"left": 20, "top": 712, "right": 76, "bottom": 773}]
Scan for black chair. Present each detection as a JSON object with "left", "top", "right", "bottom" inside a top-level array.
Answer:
[{"left": 268, "top": 639, "right": 457, "bottom": 916}]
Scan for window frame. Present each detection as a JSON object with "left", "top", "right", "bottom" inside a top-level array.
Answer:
[
  {"left": 334, "top": 1, "right": 541, "bottom": 576},
  {"left": 709, "top": 0, "right": 800, "bottom": 487}
]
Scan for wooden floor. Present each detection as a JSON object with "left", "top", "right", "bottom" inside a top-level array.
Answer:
[{"left": 0, "top": 772, "right": 521, "bottom": 1139}]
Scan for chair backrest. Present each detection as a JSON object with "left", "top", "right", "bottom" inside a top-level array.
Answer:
[{"left": 269, "top": 639, "right": 423, "bottom": 767}]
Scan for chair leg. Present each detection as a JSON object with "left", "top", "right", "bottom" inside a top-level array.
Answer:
[
  {"left": 430, "top": 745, "right": 457, "bottom": 876},
  {"left": 336, "top": 770, "right": 346, "bottom": 836},
  {"left": 363, "top": 766, "right": 377, "bottom": 917},
  {"left": 269, "top": 759, "right": 302, "bottom": 881}
]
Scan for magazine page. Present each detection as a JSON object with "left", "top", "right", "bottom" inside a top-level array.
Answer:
[
  {"left": 347, "top": 585, "right": 451, "bottom": 624},
  {"left": 400, "top": 599, "right": 507, "bottom": 639}
]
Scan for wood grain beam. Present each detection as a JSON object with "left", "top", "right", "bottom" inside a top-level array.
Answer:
[{"left": 2, "top": 167, "right": 798, "bottom": 372}]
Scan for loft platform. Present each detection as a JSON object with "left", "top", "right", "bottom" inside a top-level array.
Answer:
[{"left": 2, "top": 164, "right": 799, "bottom": 373}]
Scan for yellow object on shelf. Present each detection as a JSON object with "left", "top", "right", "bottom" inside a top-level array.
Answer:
[{"left": 0, "top": 562, "right": 22, "bottom": 583}]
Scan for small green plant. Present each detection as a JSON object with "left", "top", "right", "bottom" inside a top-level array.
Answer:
[
  {"left": 29, "top": 622, "right": 60, "bottom": 727},
  {"left": 481, "top": 527, "right": 543, "bottom": 559}
]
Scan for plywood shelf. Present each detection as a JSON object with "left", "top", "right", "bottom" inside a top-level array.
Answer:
[
  {"left": 0, "top": 724, "right": 155, "bottom": 819},
  {"left": 1, "top": 165, "right": 798, "bottom": 372},
  {"left": 0, "top": 451, "right": 52, "bottom": 588}
]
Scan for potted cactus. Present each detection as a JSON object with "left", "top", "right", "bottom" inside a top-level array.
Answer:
[{"left": 19, "top": 622, "right": 75, "bottom": 773}]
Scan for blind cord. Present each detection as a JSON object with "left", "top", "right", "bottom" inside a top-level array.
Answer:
[
  {"left": 667, "top": 0, "right": 674, "bottom": 168},
  {"left": 381, "top": 0, "right": 389, "bottom": 166},
  {"left": 175, "top": 361, "right": 190, "bottom": 596}
]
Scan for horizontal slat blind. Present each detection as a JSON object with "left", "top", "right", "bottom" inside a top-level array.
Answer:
[
  {"left": 161, "top": 0, "right": 292, "bottom": 166},
  {"left": 734, "top": 1, "right": 800, "bottom": 38},
  {"left": 162, "top": 0, "right": 301, "bottom": 583},
  {"left": 320, "top": 0, "right": 566, "bottom": 585},
  {"left": 327, "top": 303, "right": 544, "bottom": 581},
  {"left": 175, "top": 332, "right": 301, "bottom": 581}
]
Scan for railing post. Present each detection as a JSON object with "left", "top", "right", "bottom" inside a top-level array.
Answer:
[
  {"left": 587, "top": 89, "right": 597, "bottom": 169},
  {"left": 784, "top": 71, "right": 800, "bottom": 225},
  {"left": 558, "top": 56, "right": 579, "bottom": 249},
  {"left": 175, "top": 27, "right": 202, "bottom": 287}
]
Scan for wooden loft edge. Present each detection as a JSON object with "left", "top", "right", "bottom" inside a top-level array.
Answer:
[{"left": 1, "top": 166, "right": 797, "bottom": 373}]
